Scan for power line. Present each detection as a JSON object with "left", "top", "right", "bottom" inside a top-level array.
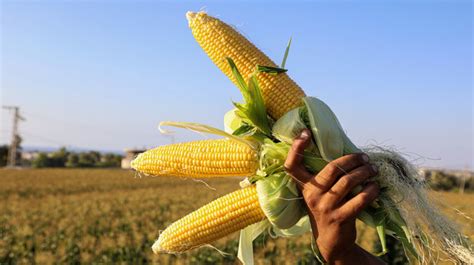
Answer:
[
  {"left": 22, "top": 111, "right": 120, "bottom": 136},
  {"left": 21, "top": 131, "right": 67, "bottom": 146}
]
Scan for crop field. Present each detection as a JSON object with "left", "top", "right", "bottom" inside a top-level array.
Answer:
[{"left": 1, "top": 169, "right": 472, "bottom": 264}]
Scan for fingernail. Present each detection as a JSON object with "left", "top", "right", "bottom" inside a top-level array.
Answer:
[
  {"left": 371, "top": 164, "right": 378, "bottom": 173},
  {"left": 362, "top": 154, "right": 369, "bottom": 163},
  {"left": 300, "top": 130, "right": 310, "bottom": 140}
]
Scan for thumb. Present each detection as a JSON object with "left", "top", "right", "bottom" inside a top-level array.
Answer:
[{"left": 284, "top": 129, "right": 313, "bottom": 184}]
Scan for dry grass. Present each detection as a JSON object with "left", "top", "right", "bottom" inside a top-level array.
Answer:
[{"left": 0, "top": 168, "right": 472, "bottom": 264}]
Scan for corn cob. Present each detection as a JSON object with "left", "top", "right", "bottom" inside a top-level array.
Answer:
[
  {"left": 186, "top": 11, "right": 306, "bottom": 119},
  {"left": 152, "top": 185, "right": 265, "bottom": 253},
  {"left": 131, "top": 139, "right": 258, "bottom": 178}
]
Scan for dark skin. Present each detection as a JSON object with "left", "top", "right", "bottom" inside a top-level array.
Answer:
[{"left": 284, "top": 129, "right": 386, "bottom": 265}]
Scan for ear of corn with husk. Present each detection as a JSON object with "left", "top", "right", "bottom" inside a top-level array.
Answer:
[{"left": 130, "top": 11, "right": 473, "bottom": 265}]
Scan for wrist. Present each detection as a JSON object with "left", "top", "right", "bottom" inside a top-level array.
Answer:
[{"left": 316, "top": 240, "right": 360, "bottom": 265}]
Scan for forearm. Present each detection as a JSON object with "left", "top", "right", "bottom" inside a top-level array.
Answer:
[
  {"left": 310, "top": 220, "right": 385, "bottom": 265},
  {"left": 317, "top": 241, "right": 386, "bottom": 265},
  {"left": 331, "top": 245, "right": 385, "bottom": 265}
]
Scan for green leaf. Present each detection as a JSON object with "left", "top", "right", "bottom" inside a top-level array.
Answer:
[
  {"left": 281, "top": 37, "right": 292, "bottom": 68},
  {"left": 374, "top": 210, "right": 388, "bottom": 256},
  {"left": 232, "top": 123, "right": 256, "bottom": 136},
  {"left": 257, "top": 65, "right": 288, "bottom": 75},
  {"left": 226, "top": 57, "right": 272, "bottom": 137},
  {"left": 226, "top": 57, "right": 251, "bottom": 102}
]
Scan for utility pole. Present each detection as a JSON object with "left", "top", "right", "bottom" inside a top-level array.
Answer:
[{"left": 2, "top": 106, "right": 25, "bottom": 167}]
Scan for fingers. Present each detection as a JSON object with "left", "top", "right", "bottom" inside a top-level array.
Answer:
[
  {"left": 314, "top": 153, "right": 369, "bottom": 192},
  {"left": 337, "top": 182, "right": 380, "bottom": 220},
  {"left": 284, "top": 129, "right": 314, "bottom": 184},
  {"left": 327, "top": 164, "right": 378, "bottom": 203}
]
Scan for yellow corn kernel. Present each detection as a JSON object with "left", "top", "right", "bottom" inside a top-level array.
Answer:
[
  {"left": 152, "top": 185, "right": 265, "bottom": 253},
  {"left": 186, "top": 11, "right": 306, "bottom": 120},
  {"left": 131, "top": 139, "right": 258, "bottom": 178}
]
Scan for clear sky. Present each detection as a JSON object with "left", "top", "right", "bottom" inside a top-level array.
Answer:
[{"left": 1, "top": 1, "right": 472, "bottom": 169}]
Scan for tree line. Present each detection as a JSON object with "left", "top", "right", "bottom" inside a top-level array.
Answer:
[{"left": 0, "top": 145, "right": 123, "bottom": 168}]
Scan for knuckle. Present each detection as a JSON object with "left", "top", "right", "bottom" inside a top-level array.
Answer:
[
  {"left": 283, "top": 162, "right": 296, "bottom": 175},
  {"left": 315, "top": 202, "right": 330, "bottom": 214},
  {"left": 303, "top": 191, "right": 321, "bottom": 210},
  {"left": 325, "top": 162, "right": 340, "bottom": 176},
  {"left": 347, "top": 153, "right": 366, "bottom": 167},
  {"left": 364, "top": 164, "right": 377, "bottom": 177},
  {"left": 367, "top": 184, "right": 380, "bottom": 199},
  {"left": 359, "top": 192, "right": 375, "bottom": 205},
  {"left": 359, "top": 192, "right": 370, "bottom": 202},
  {"left": 338, "top": 176, "right": 353, "bottom": 190},
  {"left": 358, "top": 153, "right": 369, "bottom": 163},
  {"left": 306, "top": 197, "right": 319, "bottom": 210},
  {"left": 290, "top": 141, "right": 303, "bottom": 152},
  {"left": 356, "top": 165, "right": 373, "bottom": 179},
  {"left": 316, "top": 173, "right": 331, "bottom": 185},
  {"left": 332, "top": 211, "right": 346, "bottom": 223}
]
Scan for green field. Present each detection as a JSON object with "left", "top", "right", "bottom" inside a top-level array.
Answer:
[{"left": 1, "top": 169, "right": 472, "bottom": 264}]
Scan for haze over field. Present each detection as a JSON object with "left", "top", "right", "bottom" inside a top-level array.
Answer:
[{"left": 1, "top": 1, "right": 472, "bottom": 169}]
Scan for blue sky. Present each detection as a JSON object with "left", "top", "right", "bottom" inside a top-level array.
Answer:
[{"left": 1, "top": 1, "right": 472, "bottom": 169}]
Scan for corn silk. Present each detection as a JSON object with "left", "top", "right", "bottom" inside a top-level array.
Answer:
[{"left": 225, "top": 95, "right": 472, "bottom": 264}]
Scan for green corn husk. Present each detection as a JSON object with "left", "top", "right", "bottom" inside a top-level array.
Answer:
[
  {"left": 251, "top": 96, "right": 472, "bottom": 264},
  {"left": 256, "top": 171, "right": 305, "bottom": 229},
  {"left": 158, "top": 56, "right": 473, "bottom": 265},
  {"left": 234, "top": 82, "right": 472, "bottom": 264}
]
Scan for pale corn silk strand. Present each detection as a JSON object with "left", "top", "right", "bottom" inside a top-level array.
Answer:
[{"left": 366, "top": 148, "right": 473, "bottom": 264}]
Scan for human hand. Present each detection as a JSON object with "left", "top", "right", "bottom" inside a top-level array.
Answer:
[{"left": 284, "top": 129, "right": 383, "bottom": 265}]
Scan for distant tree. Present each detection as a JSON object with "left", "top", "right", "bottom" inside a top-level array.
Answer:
[
  {"left": 97, "top": 153, "right": 123, "bottom": 167},
  {"left": 427, "top": 171, "right": 457, "bottom": 191},
  {"left": 89, "top": 151, "right": 101, "bottom": 165},
  {"left": 65, "top": 153, "right": 79, "bottom": 168},
  {"left": 0, "top": 145, "right": 8, "bottom": 167},
  {"left": 465, "top": 176, "right": 474, "bottom": 191},
  {"left": 111, "top": 154, "right": 123, "bottom": 167},
  {"left": 49, "top": 147, "right": 69, "bottom": 167},
  {"left": 30, "top": 149, "right": 123, "bottom": 168},
  {"left": 78, "top": 152, "right": 96, "bottom": 167},
  {"left": 32, "top": 153, "right": 52, "bottom": 168}
]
